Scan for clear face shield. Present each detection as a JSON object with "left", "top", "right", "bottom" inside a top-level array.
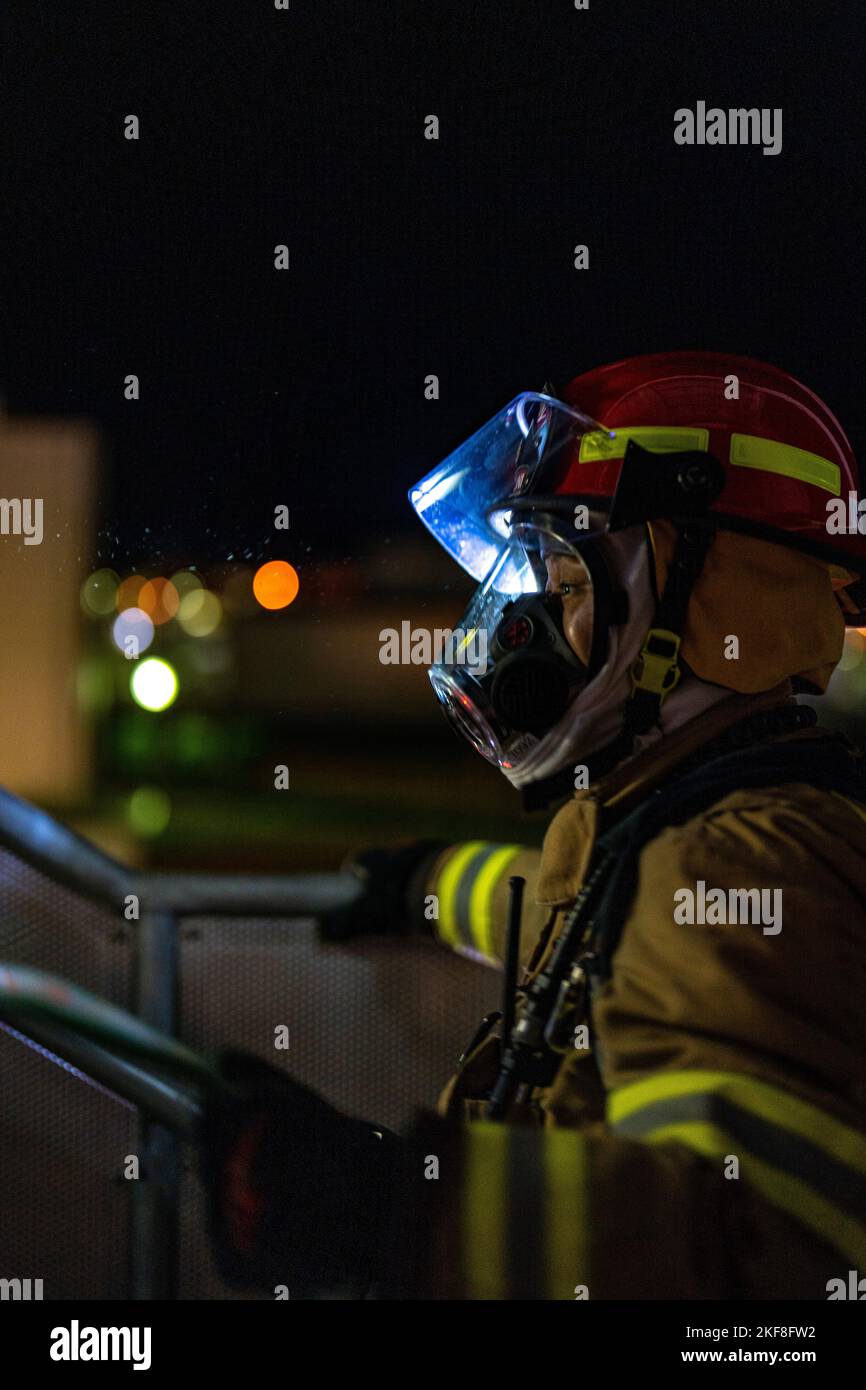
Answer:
[{"left": 409, "top": 394, "right": 620, "bottom": 772}]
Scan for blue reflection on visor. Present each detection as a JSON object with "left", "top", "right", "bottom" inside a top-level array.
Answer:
[{"left": 408, "top": 393, "right": 610, "bottom": 584}]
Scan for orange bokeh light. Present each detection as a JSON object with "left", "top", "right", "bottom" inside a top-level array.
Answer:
[
  {"left": 116, "top": 575, "right": 147, "bottom": 613},
  {"left": 253, "top": 560, "right": 300, "bottom": 611},
  {"left": 138, "top": 577, "right": 180, "bottom": 625}
]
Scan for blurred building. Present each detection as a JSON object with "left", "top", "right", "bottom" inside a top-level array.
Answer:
[{"left": 0, "top": 407, "right": 99, "bottom": 802}]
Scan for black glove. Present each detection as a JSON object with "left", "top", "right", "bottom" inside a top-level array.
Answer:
[
  {"left": 200, "top": 1051, "right": 421, "bottom": 1295},
  {"left": 317, "top": 839, "right": 446, "bottom": 942}
]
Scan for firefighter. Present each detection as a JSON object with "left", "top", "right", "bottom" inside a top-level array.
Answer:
[{"left": 202, "top": 352, "right": 866, "bottom": 1299}]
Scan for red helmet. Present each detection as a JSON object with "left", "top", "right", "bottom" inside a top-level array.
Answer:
[
  {"left": 408, "top": 352, "right": 860, "bottom": 778},
  {"left": 552, "top": 351, "right": 866, "bottom": 590}
]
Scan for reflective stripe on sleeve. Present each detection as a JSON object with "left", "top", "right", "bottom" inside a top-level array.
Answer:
[
  {"left": 543, "top": 1124, "right": 590, "bottom": 1300},
  {"left": 463, "top": 1122, "right": 508, "bottom": 1299},
  {"left": 434, "top": 842, "right": 523, "bottom": 959},
  {"left": 608, "top": 1069, "right": 866, "bottom": 1268},
  {"left": 459, "top": 1122, "right": 590, "bottom": 1299}
]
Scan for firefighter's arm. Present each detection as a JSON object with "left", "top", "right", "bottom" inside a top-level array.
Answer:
[
  {"left": 317, "top": 838, "right": 550, "bottom": 971},
  {"left": 415, "top": 789, "right": 866, "bottom": 1299},
  {"left": 413, "top": 1101, "right": 854, "bottom": 1298},
  {"left": 414, "top": 1116, "right": 741, "bottom": 1298},
  {"left": 418, "top": 841, "right": 549, "bottom": 969},
  {"left": 200, "top": 1050, "right": 839, "bottom": 1299},
  {"left": 198, "top": 1051, "right": 741, "bottom": 1298}
]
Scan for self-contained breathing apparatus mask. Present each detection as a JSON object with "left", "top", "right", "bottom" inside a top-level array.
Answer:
[
  {"left": 410, "top": 394, "right": 630, "bottom": 774},
  {"left": 426, "top": 523, "right": 627, "bottom": 772},
  {"left": 409, "top": 390, "right": 724, "bottom": 784}
]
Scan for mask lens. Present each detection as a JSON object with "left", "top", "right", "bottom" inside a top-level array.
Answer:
[
  {"left": 428, "top": 521, "right": 599, "bottom": 771},
  {"left": 430, "top": 667, "right": 503, "bottom": 762}
]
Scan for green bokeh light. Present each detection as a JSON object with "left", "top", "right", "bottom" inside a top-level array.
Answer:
[
  {"left": 128, "top": 786, "right": 172, "bottom": 838},
  {"left": 81, "top": 568, "right": 120, "bottom": 618}
]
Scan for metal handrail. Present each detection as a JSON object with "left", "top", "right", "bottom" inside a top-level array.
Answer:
[
  {"left": 0, "top": 964, "right": 208, "bottom": 1134},
  {"left": 0, "top": 782, "right": 365, "bottom": 1299},
  {"left": 0, "top": 784, "right": 363, "bottom": 918},
  {"left": 0, "top": 1018, "right": 203, "bottom": 1133}
]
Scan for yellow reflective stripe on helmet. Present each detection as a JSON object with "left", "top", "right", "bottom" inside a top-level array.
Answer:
[
  {"left": 543, "top": 1125, "right": 590, "bottom": 1300},
  {"left": 729, "top": 433, "right": 840, "bottom": 494},
  {"left": 579, "top": 425, "right": 709, "bottom": 462},
  {"left": 435, "top": 841, "right": 487, "bottom": 948},
  {"left": 462, "top": 1122, "right": 508, "bottom": 1299},
  {"left": 467, "top": 845, "right": 523, "bottom": 959},
  {"left": 578, "top": 424, "right": 840, "bottom": 495},
  {"left": 608, "top": 1069, "right": 866, "bottom": 1267}
]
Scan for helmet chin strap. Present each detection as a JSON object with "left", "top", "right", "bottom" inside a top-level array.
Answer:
[{"left": 623, "top": 519, "right": 717, "bottom": 739}]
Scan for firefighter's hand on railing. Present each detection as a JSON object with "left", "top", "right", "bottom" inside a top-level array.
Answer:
[
  {"left": 316, "top": 840, "right": 446, "bottom": 942},
  {"left": 199, "top": 1050, "right": 417, "bottom": 1294}
]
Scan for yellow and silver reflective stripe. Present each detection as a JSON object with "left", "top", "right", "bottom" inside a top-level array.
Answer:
[
  {"left": 579, "top": 425, "right": 709, "bottom": 462},
  {"left": 578, "top": 424, "right": 840, "bottom": 495},
  {"left": 830, "top": 792, "right": 866, "bottom": 830},
  {"left": 461, "top": 1122, "right": 589, "bottom": 1299},
  {"left": 729, "top": 433, "right": 840, "bottom": 493},
  {"left": 463, "top": 1123, "right": 508, "bottom": 1299},
  {"left": 435, "top": 841, "right": 523, "bottom": 959},
  {"left": 608, "top": 1069, "right": 866, "bottom": 1267},
  {"left": 544, "top": 1125, "right": 590, "bottom": 1300}
]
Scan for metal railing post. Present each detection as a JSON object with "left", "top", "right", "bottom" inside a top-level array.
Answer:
[{"left": 131, "top": 909, "right": 180, "bottom": 1300}]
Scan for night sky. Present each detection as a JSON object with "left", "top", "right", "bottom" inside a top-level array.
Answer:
[{"left": 0, "top": 2, "right": 863, "bottom": 570}]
